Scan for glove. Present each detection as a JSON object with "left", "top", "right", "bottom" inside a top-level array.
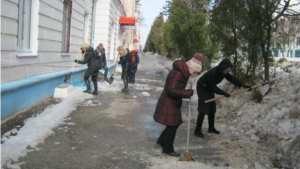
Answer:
[
  {"left": 74, "top": 59, "right": 78, "bottom": 63},
  {"left": 242, "top": 83, "right": 252, "bottom": 91},
  {"left": 245, "top": 85, "right": 252, "bottom": 91},
  {"left": 223, "top": 92, "right": 231, "bottom": 97},
  {"left": 188, "top": 89, "right": 194, "bottom": 97}
]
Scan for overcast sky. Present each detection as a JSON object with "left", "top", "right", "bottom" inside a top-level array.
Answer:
[{"left": 139, "top": 0, "right": 167, "bottom": 49}]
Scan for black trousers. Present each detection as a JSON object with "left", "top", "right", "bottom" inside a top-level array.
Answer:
[
  {"left": 157, "top": 125, "right": 179, "bottom": 153},
  {"left": 129, "top": 72, "right": 136, "bottom": 83}
]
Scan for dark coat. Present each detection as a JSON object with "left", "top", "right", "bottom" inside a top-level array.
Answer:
[
  {"left": 118, "top": 49, "right": 132, "bottom": 79},
  {"left": 153, "top": 59, "right": 192, "bottom": 126},
  {"left": 196, "top": 59, "right": 243, "bottom": 114},
  {"left": 94, "top": 47, "right": 107, "bottom": 68},
  {"left": 77, "top": 47, "right": 99, "bottom": 76},
  {"left": 131, "top": 54, "right": 140, "bottom": 73}
]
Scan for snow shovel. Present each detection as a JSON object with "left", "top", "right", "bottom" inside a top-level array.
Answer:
[
  {"left": 204, "top": 81, "right": 274, "bottom": 103},
  {"left": 108, "top": 54, "right": 120, "bottom": 84},
  {"left": 179, "top": 80, "right": 195, "bottom": 162},
  {"left": 64, "top": 51, "right": 81, "bottom": 84}
]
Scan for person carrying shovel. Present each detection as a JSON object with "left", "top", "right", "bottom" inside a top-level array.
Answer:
[
  {"left": 74, "top": 43, "right": 99, "bottom": 95},
  {"left": 153, "top": 53, "right": 203, "bottom": 157},
  {"left": 194, "top": 58, "right": 251, "bottom": 137},
  {"left": 95, "top": 43, "right": 109, "bottom": 82}
]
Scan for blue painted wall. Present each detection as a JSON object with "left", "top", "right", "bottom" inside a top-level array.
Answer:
[{"left": 1, "top": 64, "right": 114, "bottom": 119}]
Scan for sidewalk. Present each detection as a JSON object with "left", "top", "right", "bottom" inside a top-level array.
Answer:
[{"left": 1, "top": 54, "right": 230, "bottom": 169}]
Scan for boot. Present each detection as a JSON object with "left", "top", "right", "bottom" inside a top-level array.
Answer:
[
  {"left": 121, "top": 78, "right": 126, "bottom": 91},
  {"left": 84, "top": 79, "right": 91, "bottom": 93},
  {"left": 122, "top": 78, "right": 129, "bottom": 92},
  {"left": 208, "top": 113, "right": 220, "bottom": 134},
  {"left": 104, "top": 71, "right": 109, "bottom": 82},
  {"left": 91, "top": 81, "right": 98, "bottom": 95},
  {"left": 194, "top": 113, "right": 205, "bottom": 137}
]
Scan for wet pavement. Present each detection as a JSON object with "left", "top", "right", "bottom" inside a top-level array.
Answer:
[{"left": 3, "top": 54, "right": 230, "bottom": 169}]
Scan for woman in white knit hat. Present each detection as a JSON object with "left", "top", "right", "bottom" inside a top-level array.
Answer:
[{"left": 153, "top": 53, "right": 203, "bottom": 157}]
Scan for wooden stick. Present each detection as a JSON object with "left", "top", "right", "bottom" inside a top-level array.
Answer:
[
  {"left": 204, "top": 82, "right": 271, "bottom": 103},
  {"left": 70, "top": 51, "right": 82, "bottom": 72}
]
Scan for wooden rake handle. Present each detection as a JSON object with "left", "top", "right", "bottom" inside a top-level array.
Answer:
[{"left": 204, "top": 81, "right": 272, "bottom": 103}]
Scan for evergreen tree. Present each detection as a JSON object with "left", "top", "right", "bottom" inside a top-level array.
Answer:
[{"left": 144, "top": 14, "right": 165, "bottom": 54}]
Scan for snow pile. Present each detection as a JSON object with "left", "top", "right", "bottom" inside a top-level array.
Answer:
[
  {"left": 191, "top": 60, "right": 300, "bottom": 169},
  {"left": 161, "top": 57, "right": 300, "bottom": 168},
  {"left": 1, "top": 86, "right": 93, "bottom": 167}
]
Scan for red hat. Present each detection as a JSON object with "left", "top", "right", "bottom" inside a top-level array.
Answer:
[{"left": 131, "top": 50, "right": 137, "bottom": 55}]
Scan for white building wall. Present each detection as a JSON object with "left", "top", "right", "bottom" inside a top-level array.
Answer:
[
  {"left": 122, "top": 0, "right": 140, "bottom": 51},
  {"left": 1, "top": 0, "right": 94, "bottom": 83},
  {"left": 94, "top": 0, "right": 123, "bottom": 61}
]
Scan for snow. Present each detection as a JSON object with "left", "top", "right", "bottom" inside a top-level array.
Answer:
[
  {"left": 188, "top": 58, "right": 300, "bottom": 169},
  {"left": 1, "top": 86, "right": 93, "bottom": 167},
  {"left": 1, "top": 56, "right": 300, "bottom": 169}
]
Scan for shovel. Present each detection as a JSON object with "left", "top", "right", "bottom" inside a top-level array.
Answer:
[
  {"left": 108, "top": 54, "right": 120, "bottom": 84},
  {"left": 205, "top": 81, "right": 274, "bottom": 103},
  {"left": 179, "top": 80, "right": 195, "bottom": 162},
  {"left": 64, "top": 51, "right": 81, "bottom": 84}
]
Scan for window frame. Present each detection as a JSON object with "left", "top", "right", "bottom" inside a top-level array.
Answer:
[
  {"left": 17, "top": 0, "right": 32, "bottom": 52},
  {"left": 61, "top": 0, "right": 72, "bottom": 53}
]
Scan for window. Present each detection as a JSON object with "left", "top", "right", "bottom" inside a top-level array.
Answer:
[
  {"left": 18, "top": 0, "right": 32, "bottom": 50},
  {"left": 83, "top": 13, "right": 90, "bottom": 42},
  {"left": 62, "top": 0, "right": 72, "bottom": 52}
]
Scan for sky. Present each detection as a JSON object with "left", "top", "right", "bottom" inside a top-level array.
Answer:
[
  {"left": 139, "top": 0, "right": 168, "bottom": 49},
  {"left": 1, "top": 54, "right": 300, "bottom": 168}
]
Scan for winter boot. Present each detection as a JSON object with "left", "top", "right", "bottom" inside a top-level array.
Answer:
[
  {"left": 121, "top": 78, "right": 126, "bottom": 91},
  {"left": 208, "top": 113, "right": 220, "bottom": 134},
  {"left": 91, "top": 81, "right": 98, "bottom": 95},
  {"left": 84, "top": 79, "right": 91, "bottom": 93},
  {"left": 122, "top": 78, "right": 129, "bottom": 92},
  {"left": 194, "top": 113, "right": 205, "bottom": 137}
]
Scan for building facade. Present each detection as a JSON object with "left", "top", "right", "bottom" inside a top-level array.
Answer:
[
  {"left": 121, "top": 0, "right": 140, "bottom": 51},
  {"left": 1, "top": 0, "right": 132, "bottom": 83}
]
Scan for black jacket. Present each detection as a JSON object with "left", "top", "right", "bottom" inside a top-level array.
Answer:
[
  {"left": 196, "top": 59, "right": 243, "bottom": 114},
  {"left": 95, "top": 47, "right": 107, "bottom": 67},
  {"left": 77, "top": 47, "right": 99, "bottom": 76},
  {"left": 118, "top": 49, "right": 132, "bottom": 79},
  {"left": 131, "top": 54, "right": 139, "bottom": 73}
]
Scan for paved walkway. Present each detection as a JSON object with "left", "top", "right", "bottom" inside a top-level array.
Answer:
[{"left": 4, "top": 54, "right": 229, "bottom": 169}]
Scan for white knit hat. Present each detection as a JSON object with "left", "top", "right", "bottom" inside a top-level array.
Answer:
[{"left": 186, "top": 53, "right": 203, "bottom": 72}]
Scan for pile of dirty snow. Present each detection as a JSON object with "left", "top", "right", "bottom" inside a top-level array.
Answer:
[{"left": 160, "top": 56, "right": 300, "bottom": 169}]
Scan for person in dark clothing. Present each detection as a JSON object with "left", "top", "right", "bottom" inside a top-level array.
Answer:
[
  {"left": 154, "top": 53, "right": 204, "bottom": 157},
  {"left": 194, "top": 59, "right": 251, "bottom": 137},
  {"left": 116, "top": 46, "right": 132, "bottom": 92},
  {"left": 129, "top": 50, "right": 139, "bottom": 84},
  {"left": 75, "top": 43, "right": 99, "bottom": 95},
  {"left": 94, "top": 43, "right": 109, "bottom": 82}
]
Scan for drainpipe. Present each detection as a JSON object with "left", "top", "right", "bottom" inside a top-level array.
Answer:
[{"left": 90, "top": 0, "right": 97, "bottom": 48}]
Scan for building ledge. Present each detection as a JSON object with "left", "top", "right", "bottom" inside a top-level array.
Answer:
[{"left": 16, "top": 53, "right": 38, "bottom": 58}]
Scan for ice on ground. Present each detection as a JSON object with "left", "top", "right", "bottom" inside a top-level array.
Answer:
[
  {"left": 141, "top": 92, "right": 151, "bottom": 96},
  {"left": 1, "top": 86, "right": 93, "bottom": 166}
]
